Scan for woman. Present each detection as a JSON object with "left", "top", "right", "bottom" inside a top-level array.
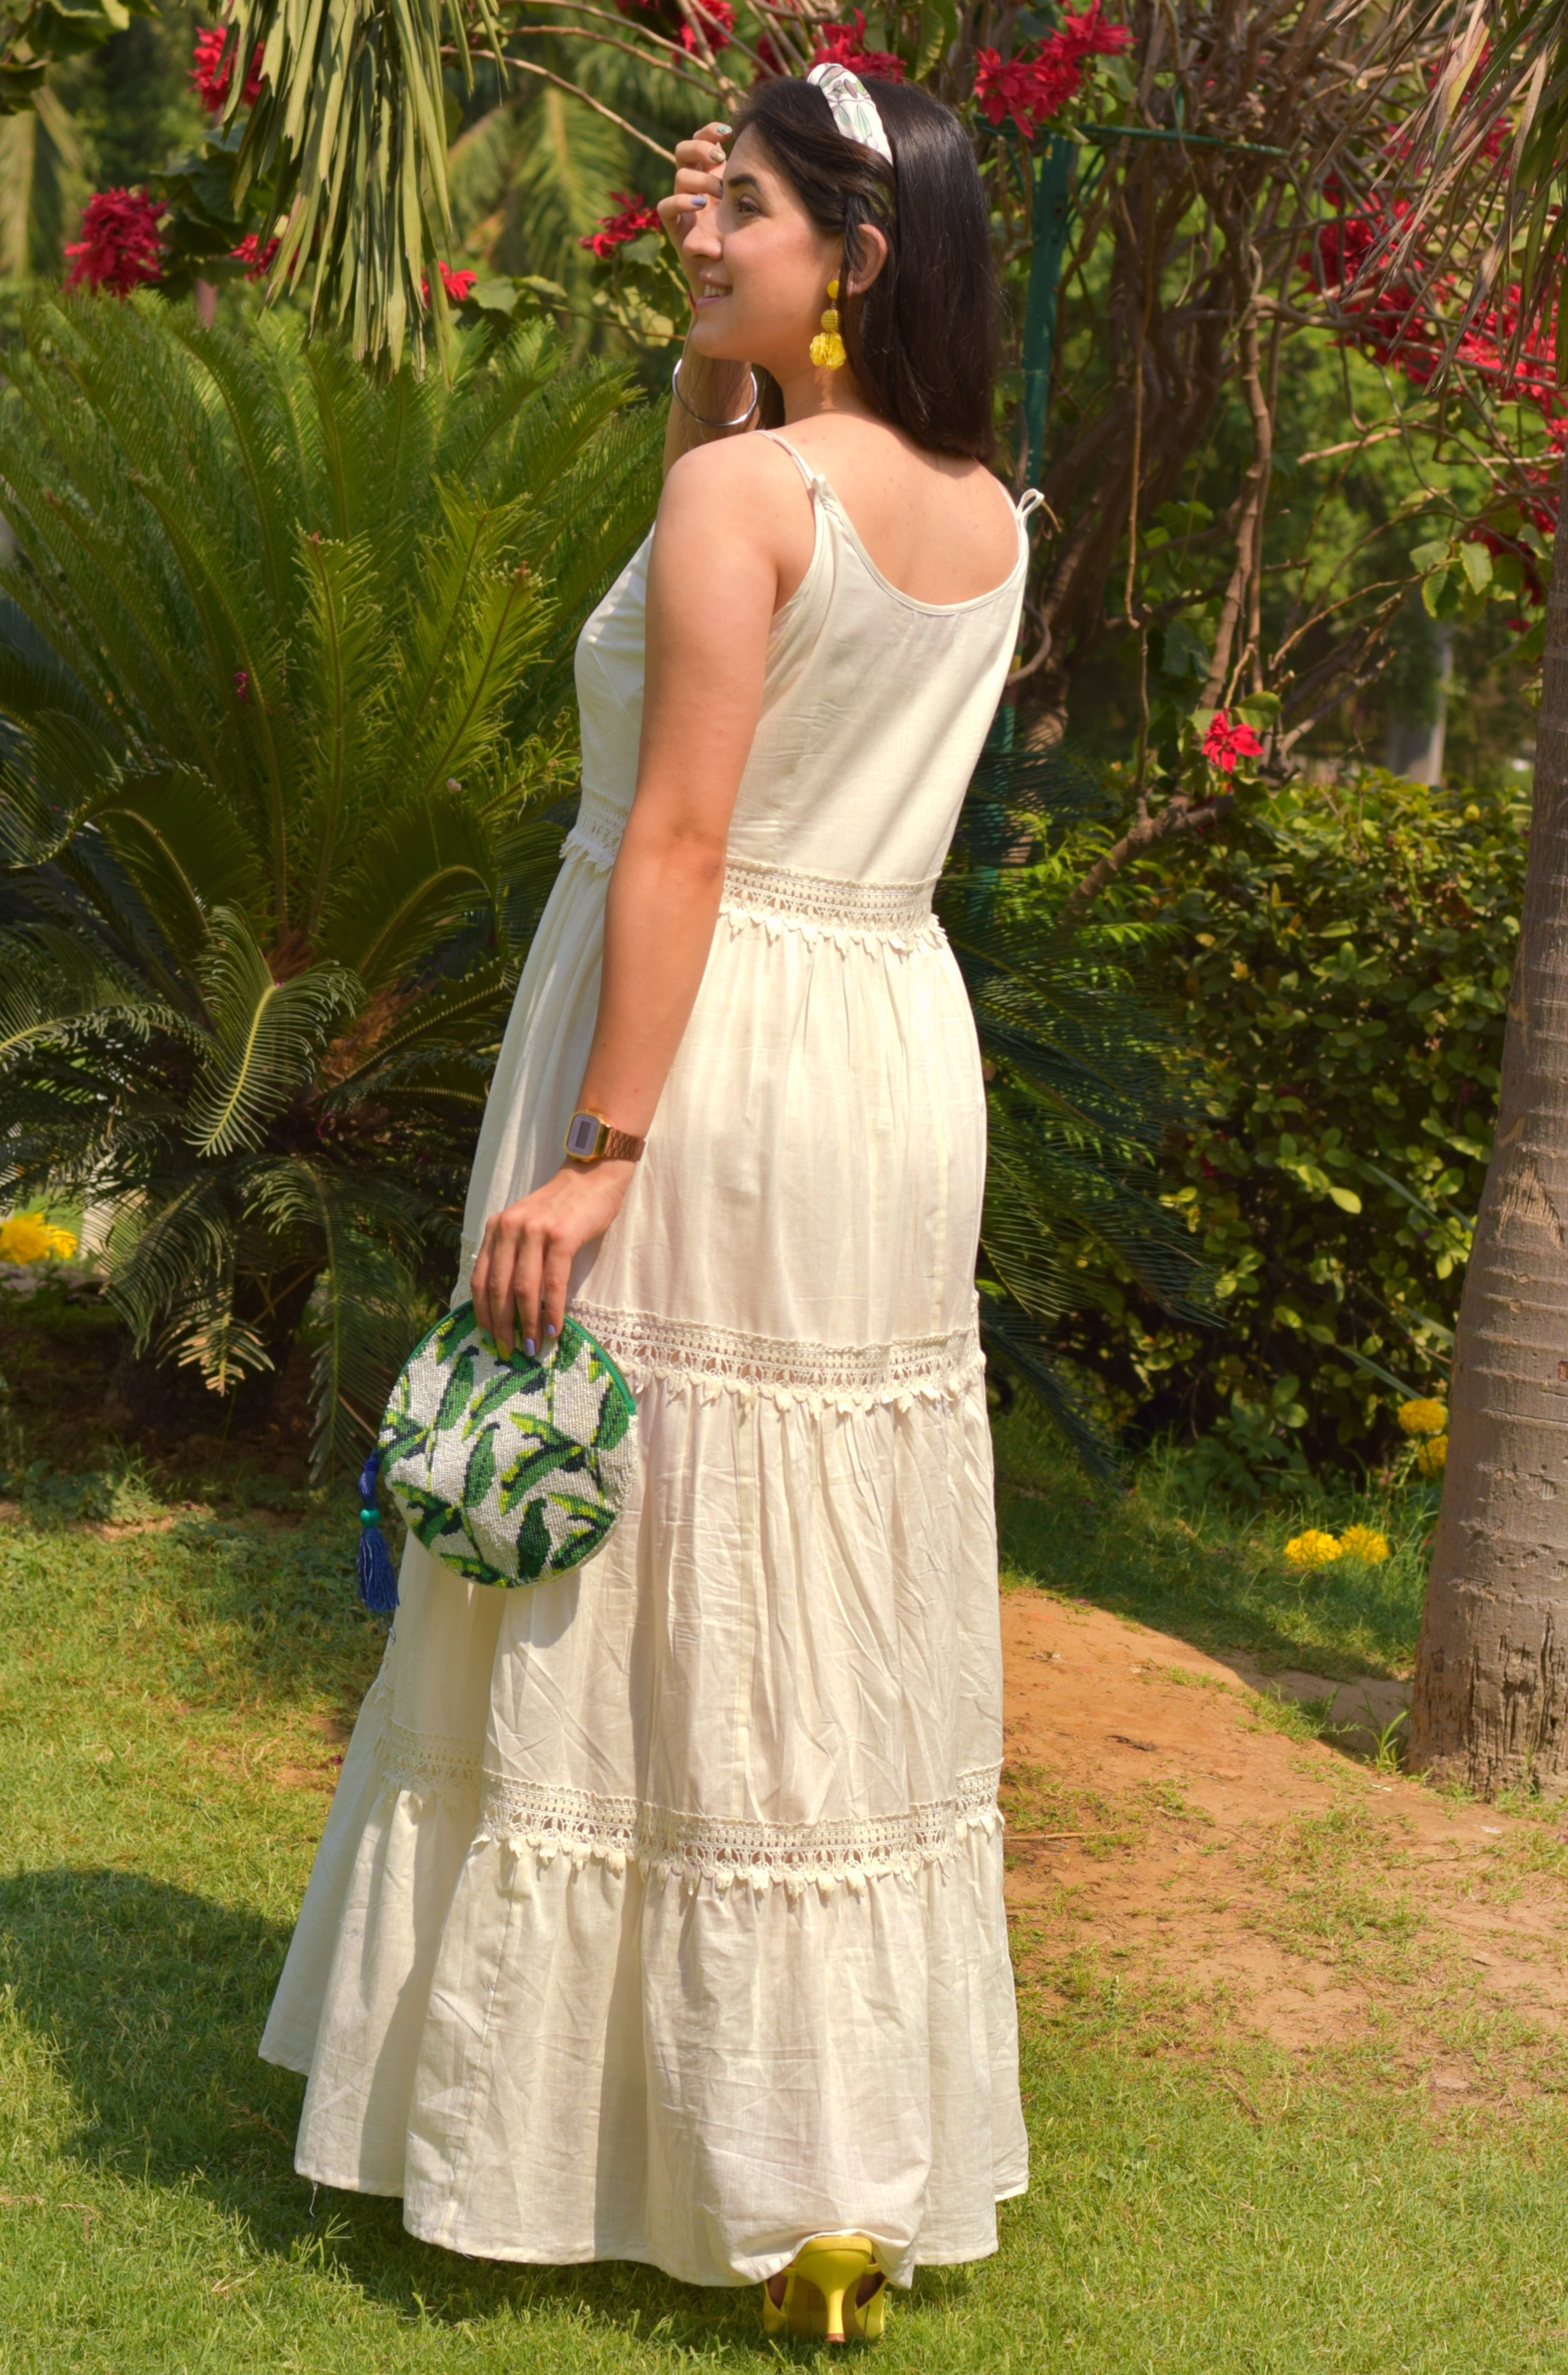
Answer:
[{"left": 261, "top": 64, "right": 1034, "bottom": 2344}]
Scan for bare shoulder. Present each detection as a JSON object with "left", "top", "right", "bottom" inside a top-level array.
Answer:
[
  {"left": 764, "top": 419, "right": 1017, "bottom": 604},
  {"left": 660, "top": 429, "right": 805, "bottom": 524},
  {"left": 654, "top": 431, "right": 815, "bottom": 602}
]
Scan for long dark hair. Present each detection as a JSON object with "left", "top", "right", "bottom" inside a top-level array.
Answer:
[{"left": 732, "top": 75, "right": 998, "bottom": 462}]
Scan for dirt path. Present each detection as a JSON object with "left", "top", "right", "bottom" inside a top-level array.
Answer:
[{"left": 1000, "top": 1586, "right": 1568, "bottom": 2103}]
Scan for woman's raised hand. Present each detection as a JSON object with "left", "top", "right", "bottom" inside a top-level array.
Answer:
[{"left": 658, "top": 120, "right": 731, "bottom": 290}]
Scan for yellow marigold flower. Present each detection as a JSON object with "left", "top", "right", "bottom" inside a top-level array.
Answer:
[
  {"left": 1339, "top": 1524, "right": 1390, "bottom": 1564},
  {"left": 0, "top": 1211, "right": 76, "bottom": 1264},
  {"left": 1415, "top": 1434, "right": 1448, "bottom": 1479},
  {"left": 1283, "top": 1528, "right": 1342, "bottom": 1569},
  {"left": 1398, "top": 1398, "right": 1447, "bottom": 1437}
]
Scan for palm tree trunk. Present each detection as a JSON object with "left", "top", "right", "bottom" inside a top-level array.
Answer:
[{"left": 1410, "top": 449, "right": 1568, "bottom": 1797}]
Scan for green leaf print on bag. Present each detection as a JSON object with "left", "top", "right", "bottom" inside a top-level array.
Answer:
[
  {"left": 499, "top": 1417, "right": 589, "bottom": 1511},
  {"left": 376, "top": 1303, "right": 637, "bottom": 1591}
]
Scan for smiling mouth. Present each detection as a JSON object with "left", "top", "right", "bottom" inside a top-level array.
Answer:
[{"left": 695, "top": 281, "right": 731, "bottom": 305}]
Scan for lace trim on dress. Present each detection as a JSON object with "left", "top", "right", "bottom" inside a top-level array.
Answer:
[
  {"left": 560, "top": 785, "right": 627, "bottom": 872},
  {"left": 559, "top": 793, "right": 944, "bottom": 951},
  {"left": 570, "top": 1301, "right": 985, "bottom": 1412},
  {"left": 381, "top": 1717, "right": 483, "bottom": 1799},
  {"left": 720, "top": 856, "right": 940, "bottom": 951},
  {"left": 475, "top": 1765, "right": 1004, "bottom": 1894}
]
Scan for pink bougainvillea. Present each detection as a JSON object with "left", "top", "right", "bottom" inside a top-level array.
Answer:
[
  {"left": 190, "top": 24, "right": 264, "bottom": 114},
  {"left": 579, "top": 192, "right": 661, "bottom": 258},
  {"left": 1202, "top": 711, "right": 1265, "bottom": 774},
  {"left": 810, "top": 12, "right": 904, "bottom": 80},
  {"left": 64, "top": 189, "right": 167, "bottom": 296},
  {"left": 974, "top": 4, "right": 1130, "bottom": 139}
]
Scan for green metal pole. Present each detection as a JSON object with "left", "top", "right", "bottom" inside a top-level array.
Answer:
[{"left": 1019, "top": 133, "right": 1075, "bottom": 487}]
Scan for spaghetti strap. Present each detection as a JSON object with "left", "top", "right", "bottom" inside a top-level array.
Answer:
[
  {"left": 759, "top": 430, "right": 819, "bottom": 493},
  {"left": 1015, "top": 488, "right": 1045, "bottom": 523}
]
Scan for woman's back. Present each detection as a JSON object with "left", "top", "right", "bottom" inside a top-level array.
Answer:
[
  {"left": 576, "top": 427, "right": 1035, "bottom": 889},
  {"left": 728, "top": 429, "right": 1034, "bottom": 884},
  {"left": 757, "top": 414, "right": 1025, "bottom": 608}
]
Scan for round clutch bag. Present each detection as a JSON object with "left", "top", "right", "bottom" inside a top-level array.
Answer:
[{"left": 354, "top": 1302, "right": 637, "bottom": 1608}]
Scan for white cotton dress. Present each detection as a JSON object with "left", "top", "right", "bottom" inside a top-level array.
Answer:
[{"left": 260, "top": 434, "right": 1035, "bottom": 2291}]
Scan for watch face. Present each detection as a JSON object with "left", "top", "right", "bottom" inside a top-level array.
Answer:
[{"left": 566, "top": 1111, "right": 604, "bottom": 1159}]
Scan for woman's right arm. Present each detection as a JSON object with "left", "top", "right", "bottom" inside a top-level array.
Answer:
[{"left": 659, "top": 122, "right": 759, "bottom": 476}]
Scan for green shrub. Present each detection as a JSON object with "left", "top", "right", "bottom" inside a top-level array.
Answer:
[
  {"left": 0, "top": 295, "right": 661, "bottom": 1473},
  {"left": 1048, "top": 772, "right": 1525, "bottom": 1479}
]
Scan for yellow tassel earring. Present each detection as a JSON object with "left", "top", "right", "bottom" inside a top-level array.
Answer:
[{"left": 810, "top": 278, "right": 847, "bottom": 370}]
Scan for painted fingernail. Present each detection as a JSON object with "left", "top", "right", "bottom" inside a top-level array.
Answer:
[
  {"left": 714, "top": 121, "right": 732, "bottom": 132},
  {"left": 524, "top": 1338, "right": 536, "bottom": 1357},
  {"left": 546, "top": 1323, "right": 558, "bottom": 1338},
  {"left": 691, "top": 195, "right": 708, "bottom": 208}
]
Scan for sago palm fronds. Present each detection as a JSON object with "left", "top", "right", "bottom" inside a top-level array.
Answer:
[
  {"left": 0, "top": 292, "right": 661, "bottom": 1472},
  {"left": 939, "top": 742, "right": 1214, "bottom": 1472}
]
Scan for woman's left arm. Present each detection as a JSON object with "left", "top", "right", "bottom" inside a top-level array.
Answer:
[{"left": 471, "top": 439, "right": 782, "bottom": 1357}]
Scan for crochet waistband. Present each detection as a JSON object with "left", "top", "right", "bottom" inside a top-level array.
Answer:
[{"left": 562, "top": 790, "right": 940, "bottom": 943}]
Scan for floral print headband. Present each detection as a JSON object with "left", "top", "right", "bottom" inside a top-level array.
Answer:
[{"left": 806, "top": 61, "right": 895, "bottom": 166}]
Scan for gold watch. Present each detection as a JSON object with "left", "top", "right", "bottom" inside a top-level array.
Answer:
[{"left": 564, "top": 1109, "right": 645, "bottom": 1165}]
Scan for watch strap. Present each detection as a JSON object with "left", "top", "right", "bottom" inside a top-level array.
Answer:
[{"left": 565, "top": 1109, "right": 645, "bottom": 1164}]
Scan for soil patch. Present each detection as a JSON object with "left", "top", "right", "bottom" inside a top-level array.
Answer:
[{"left": 1000, "top": 1584, "right": 1568, "bottom": 2105}]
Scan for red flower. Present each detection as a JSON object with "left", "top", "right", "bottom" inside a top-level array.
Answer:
[
  {"left": 230, "top": 232, "right": 279, "bottom": 282},
  {"left": 233, "top": 668, "right": 250, "bottom": 704},
  {"left": 975, "top": 5, "right": 1129, "bottom": 137},
  {"left": 1203, "top": 710, "right": 1264, "bottom": 773},
  {"left": 612, "top": 0, "right": 731, "bottom": 53},
  {"left": 1300, "top": 180, "right": 1565, "bottom": 554},
  {"left": 189, "top": 25, "right": 264, "bottom": 114},
  {"left": 64, "top": 189, "right": 166, "bottom": 296},
  {"left": 419, "top": 259, "right": 478, "bottom": 304},
  {"left": 678, "top": 0, "right": 733, "bottom": 53},
  {"left": 579, "top": 192, "right": 661, "bottom": 259},
  {"left": 810, "top": 10, "right": 904, "bottom": 80}
]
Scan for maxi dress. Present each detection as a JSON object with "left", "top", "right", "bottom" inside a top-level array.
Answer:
[{"left": 261, "top": 436, "right": 1035, "bottom": 2290}]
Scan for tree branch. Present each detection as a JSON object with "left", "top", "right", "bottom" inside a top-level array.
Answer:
[{"left": 1060, "top": 793, "right": 1236, "bottom": 929}]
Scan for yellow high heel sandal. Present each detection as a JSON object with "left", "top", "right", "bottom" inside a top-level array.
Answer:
[{"left": 761, "top": 2233, "right": 887, "bottom": 2344}]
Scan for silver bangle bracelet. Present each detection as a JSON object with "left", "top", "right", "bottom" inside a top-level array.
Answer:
[{"left": 671, "top": 355, "right": 760, "bottom": 430}]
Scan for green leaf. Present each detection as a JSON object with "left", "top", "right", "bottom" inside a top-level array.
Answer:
[
  {"left": 465, "top": 1423, "right": 498, "bottom": 1508},
  {"left": 515, "top": 1496, "right": 551, "bottom": 1580},
  {"left": 1459, "top": 541, "right": 1493, "bottom": 594},
  {"left": 185, "top": 908, "right": 357, "bottom": 1157},
  {"left": 915, "top": 0, "right": 958, "bottom": 76}
]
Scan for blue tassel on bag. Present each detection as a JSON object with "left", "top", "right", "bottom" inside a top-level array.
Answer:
[{"left": 356, "top": 1450, "right": 399, "bottom": 1613}]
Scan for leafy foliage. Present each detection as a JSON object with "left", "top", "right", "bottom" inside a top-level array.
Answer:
[
  {"left": 1050, "top": 774, "right": 1525, "bottom": 1485},
  {"left": 939, "top": 735, "right": 1214, "bottom": 1470},
  {"left": 0, "top": 0, "right": 147, "bottom": 117},
  {"left": 0, "top": 291, "right": 661, "bottom": 1471}
]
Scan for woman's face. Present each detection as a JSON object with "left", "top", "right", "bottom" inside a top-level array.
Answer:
[{"left": 678, "top": 126, "right": 844, "bottom": 379}]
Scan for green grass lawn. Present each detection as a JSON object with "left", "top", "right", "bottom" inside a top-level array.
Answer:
[
  {"left": 2, "top": 1291, "right": 1566, "bottom": 2372},
  {"left": 993, "top": 1397, "right": 1436, "bottom": 1682}
]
